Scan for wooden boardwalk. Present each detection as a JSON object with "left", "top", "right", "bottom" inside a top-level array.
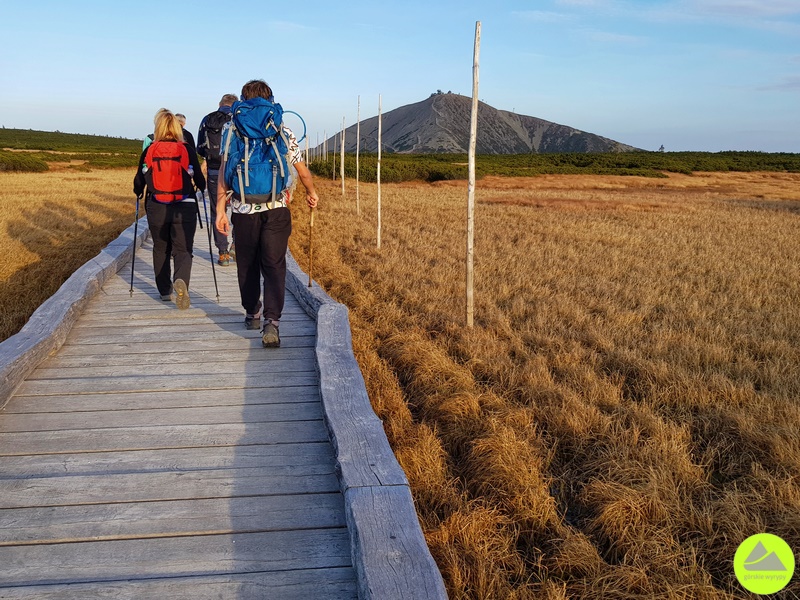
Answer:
[
  {"left": 0, "top": 220, "right": 447, "bottom": 599},
  {"left": 0, "top": 234, "right": 359, "bottom": 598}
]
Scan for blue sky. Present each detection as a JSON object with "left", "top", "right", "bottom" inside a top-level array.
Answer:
[{"left": 1, "top": 0, "right": 798, "bottom": 152}]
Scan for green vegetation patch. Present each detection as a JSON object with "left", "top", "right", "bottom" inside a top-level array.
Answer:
[
  {"left": 0, "top": 149, "right": 49, "bottom": 172},
  {"left": 0, "top": 128, "right": 142, "bottom": 153},
  {"left": 310, "top": 151, "right": 800, "bottom": 183}
]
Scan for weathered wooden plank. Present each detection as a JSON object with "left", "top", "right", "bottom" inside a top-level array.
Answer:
[
  {"left": 0, "top": 420, "right": 330, "bottom": 456},
  {"left": 4, "top": 386, "right": 320, "bottom": 413},
  {"left": 52, "top": 336, "right": 316, "bottom": 355},
  {"left": 345, "top": 486, "right": 448, "bottom": 600},
  {"left": 0, "top": 466, "right": 339, "bottom": 509},
  {"left": 74, "top": 312, "right": 310, "bottom": 329},
  {"left": 316, "top": 304, "right": 408, "bottom": 489},
  {"left": 0, "top": 528, "right": 353, "bottom": 587},
  {"left": 28, "top": 357, "right": 316, "bottom": 381},
  {"left": 77, "top": 299, "right": 308, "bottom": 316},
  {"left": 36, "top": 346, "right": 317, "bottom": 370},
  {"left": 0, "top": 567, "right": 357, "bottom": 599},
  {"left": 14, "top": 372, "right": 319, "bottom": 396},
  {"left": 0, "top": 402, "right": 322, "bottom": 433},
  {"left": 0, "top": 493, "right": 346, "bottom": 544},
  {"left": 64, "top": 320, "right": 317, "bottom": 341},
  {"left": 60, "top": 329, "right": 316, "bottom": 347},
  {"left": 0, "top": 442, "right": 335, "bottom": 478}
]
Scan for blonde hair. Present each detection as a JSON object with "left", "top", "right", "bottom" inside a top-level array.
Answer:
[
  {"left": 153, "top": 108, "right": 169, "bottom": 126},
  {"left": 153, "top": 110, "right": 184, "bottom": 142}
]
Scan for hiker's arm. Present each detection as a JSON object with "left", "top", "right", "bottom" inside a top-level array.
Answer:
[
  {"left": 216, "top": 157, "right": 230, "bottom": 235},
  {"left": 133, "top": 149, "right": 148, "bottom": 197},
  {"left": 196, "top": 119, "right": 206, "bottom": 159},
  {"left": 294, "top": 162, "right": 319, "bottom": 209},
  {"left": 186, "top": 144, "right": 206, "bottom": 191}
]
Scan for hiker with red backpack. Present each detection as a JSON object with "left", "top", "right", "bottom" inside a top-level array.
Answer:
[
  {"left": 197, "top": 94, "right": 237, "bottom": 266},
  {"left": 133, "top": 109, "right": 206, "bottom": 309},
  {"left": 215, "top": 79, "right": 319, "bottom": 347}
]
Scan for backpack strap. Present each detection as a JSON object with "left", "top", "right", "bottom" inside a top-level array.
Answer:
[
  {"left": 244, "top": 137, "right": 250, "bottom": 187},
  {"left": 222, "top": 122, "right": 235, "bottom": 164}
]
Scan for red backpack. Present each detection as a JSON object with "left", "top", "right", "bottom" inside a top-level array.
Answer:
[{"left": 144, "top": 141, "right": 192, "bottom": 202}]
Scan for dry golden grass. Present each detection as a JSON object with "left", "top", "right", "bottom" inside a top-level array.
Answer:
[
  {"left": 0, "top": 170, "right": 134, "bottom": 340},
  {"left": 287, "top": 172, "right": 800, "bottom": 599},
  {"left": 4, "top": 168, "right": 799, "bottom": 598}
]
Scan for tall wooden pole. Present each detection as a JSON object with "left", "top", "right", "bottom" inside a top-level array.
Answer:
[
  {"left": 356, "top": 95, "right": 361, "bottom": 216},
  {"left": 340, "top": 116, "right": 346, "bottom": 196},
  {"left": 466, "top": 21, "right": 481, "bottom": 328},
  {"left": 333, "top": 131, "right": 337, "bottom": 181},
  {"left": 377, "top": 94, "right": 382, "bottom": 249}
]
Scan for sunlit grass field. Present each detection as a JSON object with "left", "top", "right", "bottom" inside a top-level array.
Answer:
[
  {"left": 288, "top": 172, "right": 800, "bottom": 599},
  {"left": 0, "top": 170, "right": 134, "bottom": 340},
  {"left": 2, "top": 167, "right": 799, "bottom": 598}
]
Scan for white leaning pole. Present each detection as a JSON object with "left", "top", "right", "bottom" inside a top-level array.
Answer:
[
  {"left": 466, "top": 21, "right": 481, "bottom": 328},
  {"left": 340, "top": 116, "right": 346, "bottom": 196},
  {"left": 332, "top": 131, "right": 338, "bottom": 181},
  {"left": 356, "top": 95, "right": 361, "bottom": 216},
  {"left": 377, "top": 94, "right": 382, "bottom": 249}
]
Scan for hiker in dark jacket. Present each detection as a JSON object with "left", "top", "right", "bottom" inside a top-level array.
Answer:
[
  {"left": 197, "top": 94, "right": 236, "bottom": 266},
  {"left": 133, "top": 109, "right": 206, "bottom": 309}
]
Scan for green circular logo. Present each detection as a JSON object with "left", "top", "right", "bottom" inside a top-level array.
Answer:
[{"left": 734, "top": 533, "right": 795, "bottom": 595}]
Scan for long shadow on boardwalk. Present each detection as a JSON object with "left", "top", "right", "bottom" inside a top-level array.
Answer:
[
  {"left": 0, "top": 220, "right": 446, "bottom": 599},
  {"left": 0, "top": 239, "right": 358, "bottom": 598}
]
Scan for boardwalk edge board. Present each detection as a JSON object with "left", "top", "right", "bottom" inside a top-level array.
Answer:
[
  {"left": 0, "top": 217, "right": 150, "bottom": 409},
  {"left": 286, "top": 252, "right": 448, "bottom": 600}
]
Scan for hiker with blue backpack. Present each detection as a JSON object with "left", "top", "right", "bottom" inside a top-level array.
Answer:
[
  {"left": 133, "top": 109, "right": 206, "bottom": 309},
  {"left": 215, "top": 79, "right": 319, "bottom": 348}
]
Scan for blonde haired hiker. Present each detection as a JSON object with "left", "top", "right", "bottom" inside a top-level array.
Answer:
[{"left": 133, "top": 109, "right": 206, "bottom": 309}]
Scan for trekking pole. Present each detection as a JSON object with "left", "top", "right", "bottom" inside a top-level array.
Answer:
[
  {"left": 201, "top": 190, "right": 221, "bottom": 302},
  {"left": 308, "top": 207, "right": 314, "bottom": 288},
  {"left": 130, "top": 193, "right": 142, "bottom": 297}
]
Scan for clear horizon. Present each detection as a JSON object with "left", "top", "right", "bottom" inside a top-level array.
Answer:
[{"left": 1, "top": 0, "right": 798, "bottom": 153}]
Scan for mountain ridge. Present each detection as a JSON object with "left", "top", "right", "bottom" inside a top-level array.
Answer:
[{"left": 322, "top": 92, "right": 639, "bottom": 154}]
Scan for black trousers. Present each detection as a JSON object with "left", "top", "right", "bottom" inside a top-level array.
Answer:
[
  {"left": 231, "top": 208, "right": 292, "bottom": 321},
  {"left": 145, "top": 198, "right": 198, "bottom": 296}
]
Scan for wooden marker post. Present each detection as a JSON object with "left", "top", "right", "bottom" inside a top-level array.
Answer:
[
  {"left": 377, "top": 94, "right": 382, "bottom": 249},
  {"left": 466, "top": 21, "right": 481, "bottom": 328},
  {"left": 356, "top": 95, "right": 361, "bottom": 216},
  {"left": 333, "top": 131, "right": 337, "bottom": 181},
  {"left": 340, "top": 116, "right": 346, "bottom": 196}
]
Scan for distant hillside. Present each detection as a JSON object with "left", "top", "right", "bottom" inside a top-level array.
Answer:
[
  {"left": 320, "top": 92, "right": 639, "bottom": 154},
  {"left": 0, "top": 128, "right": 141, "bottom": 153}
]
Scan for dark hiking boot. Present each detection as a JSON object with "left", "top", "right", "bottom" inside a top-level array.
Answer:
[
  {"left": 217, "top": 252, "right": 231, "bottom": 266},
  {"left": 174, "top": 279, "right": 190, "bottom": 310},
  {"left": 261, "top": 321, "right": 280, "bottom": 348},
  {"left": 245, "top": 301, "right": 262, "bottom": 330},
  {"left": 160, "top": 293, "right": 173, "bottom": 301}
]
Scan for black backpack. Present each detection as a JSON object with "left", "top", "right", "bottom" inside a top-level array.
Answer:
[{"left": 198, "top": 110, "right": 232, "bottom": 169}]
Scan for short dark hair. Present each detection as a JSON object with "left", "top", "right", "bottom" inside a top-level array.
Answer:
[{"left": 241, "top": 79, "right": 273, "bottom": 101}]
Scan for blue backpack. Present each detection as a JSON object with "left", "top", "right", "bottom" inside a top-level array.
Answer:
[{"left": 221, "top": 97, "right": 291, "bottom": 207}]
